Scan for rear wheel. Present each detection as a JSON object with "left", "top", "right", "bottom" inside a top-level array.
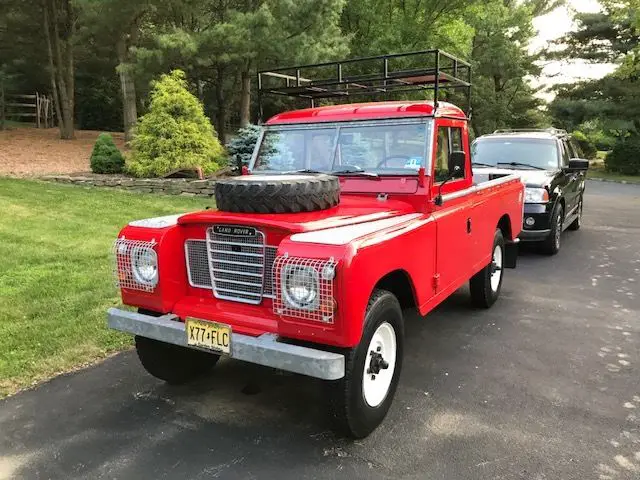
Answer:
[
  {"left": 135, "top": 336, "right": 219, "bottom": 385},
  {"left": 541, "top": 204, "right": 563, "bottom": 255},
  {"left": 567, "top": 196, "right": 583, "bottom": 231},
  {"left": 328, "top": 289, "right": 404, "bottom": 438},
  {"left": 469, "top": 229, "right": 505, "bottom": 308}
]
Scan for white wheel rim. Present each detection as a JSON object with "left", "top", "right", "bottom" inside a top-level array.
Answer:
[
  {"left": 490, "top": 244, "right": 503, "bottom": 292},
  {"left": 362, "top": 322, "right": 397, "bottom": 408}
]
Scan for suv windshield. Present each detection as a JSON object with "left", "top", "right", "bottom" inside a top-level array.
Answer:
[
  {"left": 253, "top": 120, "right": 432, "bottom": 174},
  {"left": 472, "top": 138, "right": 559, "bottom": 170}
]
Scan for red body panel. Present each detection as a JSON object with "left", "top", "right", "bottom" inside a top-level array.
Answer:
[{"left": 116, "top": 101, "right": 523, "bottom": 349}]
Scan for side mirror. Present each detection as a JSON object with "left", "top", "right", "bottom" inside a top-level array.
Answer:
[
  {"left": 434, "top": 164, "right": 463, "bottom": 206},
  {"left": 449, "top": 151, "right": 466, "bottom": 178},
  {"left": 567, "top": 158, "right": 589, "bottom": 171}
]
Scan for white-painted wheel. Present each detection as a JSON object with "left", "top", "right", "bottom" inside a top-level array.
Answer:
[
  {"left": 490, "top": 244, "right": 503, "bottom": 292},
  {"left": 362, "top": 322, "right": 397, "bottom": 408}
]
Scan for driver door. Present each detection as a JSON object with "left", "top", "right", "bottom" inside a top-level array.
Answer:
[{"left": 431, "top": 119, "right": 474, "bottom": 296}]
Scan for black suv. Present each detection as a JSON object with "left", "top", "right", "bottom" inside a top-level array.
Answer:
[{"left": 471, "top": 129, "right": 589, "bottom": 255}]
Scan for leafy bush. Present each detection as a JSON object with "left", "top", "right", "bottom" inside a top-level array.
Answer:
[
  {"left": 571, "top": 130, "right": 597, "bottom": 160},
  {"left": 605, "top": 135, "right": 640, "bottom": 175},
  {"left": 128, "top": 70, "right": 224, "bottom": 177},
  {"left": 226, "top": 124, "right": 261, "bottom": 169},
  {"left": 90, "top": 133, "right": 125, "bottom": 174}
]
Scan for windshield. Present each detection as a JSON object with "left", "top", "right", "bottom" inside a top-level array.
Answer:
[
  {"left": 252, "top": 120, "right": 432, "bottom": 174},
  {"left": 472, "top": 138, "right": 559, "bottom": 169}
]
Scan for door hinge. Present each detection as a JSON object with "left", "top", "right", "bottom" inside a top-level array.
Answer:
[{"left": 433, "top": 273, "right": 440, "bottom": 290}]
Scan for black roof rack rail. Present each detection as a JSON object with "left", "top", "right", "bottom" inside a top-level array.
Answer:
[
  {"left": 492, "top": 128, "right": 569, "bottom": 136},
  {"left": 257, "top": 49, "right": 472, "bottom": 122}
]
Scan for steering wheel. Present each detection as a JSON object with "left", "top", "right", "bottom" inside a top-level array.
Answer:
[{"left": 377, "top": 155, "right": 413, "bottom": 168}]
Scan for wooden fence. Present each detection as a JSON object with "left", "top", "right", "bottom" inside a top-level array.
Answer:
[{"left": 0, "top": 91, "right": 54, "bottom": 128}]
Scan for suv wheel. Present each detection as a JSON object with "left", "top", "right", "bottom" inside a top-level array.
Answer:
[
  {"left": 469, "top": 229, "right": 505, "bottom": 308},
  {"left": 135, "top": 336, "right": 220, "bottom": 385},
  {"left": 541, "top": 204, "right": 564, "bottom": 255},
  {"left": 568, "top": 196, "right": 583, "bottom": 231},
  {"left": 327, "top": 289, "right": 404, "bottom": 438}
]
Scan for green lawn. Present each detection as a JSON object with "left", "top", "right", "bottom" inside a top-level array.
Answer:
[
  {"left": 588, "top": 164, "right": 640, "bottom": 184},
  {"left": 0, "top": 178, "right": 210, "bottom": 397}
]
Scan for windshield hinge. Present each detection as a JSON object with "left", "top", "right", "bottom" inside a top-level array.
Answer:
[
  {"left": 433, "top": 273, "right": 440, "bottom": 290},
  {"left": 377, "top": 193, "right": 388, "bottom": 202}
]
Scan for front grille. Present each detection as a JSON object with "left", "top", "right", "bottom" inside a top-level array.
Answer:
[{"left": 182, "top": 227, "right": 278, "bottom": 304}]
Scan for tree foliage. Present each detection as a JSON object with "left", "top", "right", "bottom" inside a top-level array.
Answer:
[
  {"left": 226, "top": 124, "right": 261, "bottom": 169},
  {"left": 128, "top": 70, "right": 224, "bottom": 177},
  {"left": 606, "top": 135, "right": 640, "bottom": 174}
]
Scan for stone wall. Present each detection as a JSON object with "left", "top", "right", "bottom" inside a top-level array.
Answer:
[{"left": 40, "top": 174, "right": 217, "bottom": 197}]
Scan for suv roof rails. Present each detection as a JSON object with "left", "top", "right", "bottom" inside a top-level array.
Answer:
[
  {"left": 257, "top": 49, "right": 472, "bottom": 122},
  {"left": 492, "top": 128, "right": 569, "bottom": 136}
]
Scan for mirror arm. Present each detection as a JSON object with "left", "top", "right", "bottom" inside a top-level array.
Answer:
[{"left": 434, "top": 174, "right": 454, "bottom": 206}]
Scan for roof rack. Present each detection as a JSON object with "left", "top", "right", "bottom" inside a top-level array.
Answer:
[
  {"left": 257, "top": 50, "right": 472, "bottom": 122},
  {"left": 492, "top": 128, "right": 569, "bottom": 136}
]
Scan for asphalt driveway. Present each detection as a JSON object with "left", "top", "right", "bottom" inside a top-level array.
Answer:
[{"left": 1, "top": 180, "right": 639, "bottom": 480}]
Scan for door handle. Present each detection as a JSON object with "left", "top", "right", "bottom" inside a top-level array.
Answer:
[{"left": 467, "top": 218, "right": 472, "bottom": 234}]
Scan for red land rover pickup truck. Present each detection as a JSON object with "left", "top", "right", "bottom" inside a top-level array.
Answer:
[{"left": 108, "top": 51, "right": 524, "bottom": 438}]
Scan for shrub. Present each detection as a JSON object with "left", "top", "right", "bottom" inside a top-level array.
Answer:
[
  {"left": 605, "top": 135, "right": 640, "bottom": 175},
  {"left": 226, "top": 124, "right": 261, "bottom": 169},
  {"left": 90, "top": 133, "right": 125, "bottom": 174},
  {"left": 128, "top": 70, "right": 224, "bottom": 177},
  {"left": 571, "top": 130, "right": 597, "bottom": 160}
]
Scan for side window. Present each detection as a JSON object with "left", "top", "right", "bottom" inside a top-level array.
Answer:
[
  {"left": 451, "top": 127, "right": 463, "bottom": 152},
  {"left": 560, "top": 141, "right": 571, "bottom": 167},
  {"left": 570, "top": 139, "right": 583, "bottom": 159},
  {"left": 435, "top": 127, "right": 450, "bottom": 183}
]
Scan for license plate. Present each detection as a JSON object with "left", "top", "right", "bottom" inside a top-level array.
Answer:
[{"left": 186, "top": 318, "right": 231, "bottom": 354}]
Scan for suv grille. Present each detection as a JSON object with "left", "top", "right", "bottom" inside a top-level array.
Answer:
[{"left": 184, "top": 227, "right": 277, "bottom": 303}]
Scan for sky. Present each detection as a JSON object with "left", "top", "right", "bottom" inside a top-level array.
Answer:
[{"left": 531, "top": 0, "right": 616, "bottom": 98}]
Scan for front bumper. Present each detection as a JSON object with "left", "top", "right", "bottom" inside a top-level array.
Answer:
[
  {"left": 108, "top": 308, "right": 345, "bottom": 380},
  {"left": 519, "top": 229, "right": 551, "bottom": 242}
]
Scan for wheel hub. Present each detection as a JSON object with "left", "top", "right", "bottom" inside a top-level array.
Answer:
[{"left": 367, "top": 348, "right": 389, "bottom": 377}]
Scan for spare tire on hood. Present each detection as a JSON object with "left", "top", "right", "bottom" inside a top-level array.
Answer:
[{"left": 214, "top": 174, "right": 340, "bottom": 214}]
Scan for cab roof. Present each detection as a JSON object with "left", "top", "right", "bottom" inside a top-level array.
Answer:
[{"left": 265, "top": 101, "right": 467, "bottom": 125}]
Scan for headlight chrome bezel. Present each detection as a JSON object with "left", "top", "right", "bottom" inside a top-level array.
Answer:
[
  {"left": 130, "top": 245, "right": 159, "bottom": 287},
  {"left": 524, "top": 187, "right": 549, "bottom": 204},
  {"left": 281, "top": 264, "right": 320, "bottom": 310}
]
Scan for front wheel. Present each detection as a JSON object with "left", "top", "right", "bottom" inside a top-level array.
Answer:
[
  {"left": 541, "top": 203, "right": 564, "bottom": 255},
  {"left": 469, "top": 229, "right": 505, "bottom": 308},
  {"left": 328, "top": 289, "right": 404, "bottom": 438}
]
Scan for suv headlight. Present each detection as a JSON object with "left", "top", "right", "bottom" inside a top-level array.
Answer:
[
  {"left": 281, "top": 265, "right": 319, "bottom": 310},
  {"left": 525, "top": 187, "right": 549, "bottom": 203},
  {"left": 130, "top": 246, "right": 158, "bottom": 287}
]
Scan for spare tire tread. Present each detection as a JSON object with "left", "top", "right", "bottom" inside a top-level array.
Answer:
[{"left": 215, "top": 174, "right": 340, "bottom": 214}]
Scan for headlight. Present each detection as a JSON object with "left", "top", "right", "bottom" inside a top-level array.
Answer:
[
  {"left": 525, "top": 187, "right": 549, "bottom": 203},
  {"left": 130, "top": 246, "right": 158, "bottom": 287},
  {"left": 281, "top": 265, "right": 319, "bottom": 310}
]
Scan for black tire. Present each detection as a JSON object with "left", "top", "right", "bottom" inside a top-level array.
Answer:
[
  {"left": 135, "top": 336, "right": 220, "bottom": 385},
  {"left": 214, "top": 174, "right": 340, "bottom": 214},
  {"left": 327, "top": 289, "right": 404, "bottom": 439},
  {"left": 541, "top": 203, "right": 564, "bottom": 255},
  {"left": 567, "top": 196, "right": 583, "bottom": 231},
  {"left": 470, "top": 229, "right": 505, "bottom": 309}
]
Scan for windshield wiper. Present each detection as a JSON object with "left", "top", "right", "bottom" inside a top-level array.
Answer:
[
  {"left": 471, "top": 162, "right": 496, "bottom": 168},
  {"left": 287, "top": 169, "right": 324, "bottom": 174},
  {"left": 332, "top": 169, "right": 380, "bottom": 179},
  {"left": 497, "top": 162, "right": 545, "bottom": 170}
]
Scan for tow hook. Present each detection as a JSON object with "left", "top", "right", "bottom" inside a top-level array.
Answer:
[{"left": 367, "top": 346, "right": 389, "bottom": 379}]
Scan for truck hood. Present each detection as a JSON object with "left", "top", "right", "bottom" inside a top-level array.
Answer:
[
  {"left": 473, "top": 167, "right": 556, "bottom": 188},
  {"left": 177, "top": 195, "right": 416, "bottom": 233}
]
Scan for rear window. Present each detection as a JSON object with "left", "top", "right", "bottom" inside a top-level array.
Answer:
[{"left": 472, "top": 138, "right": 559, "bottom": 169}]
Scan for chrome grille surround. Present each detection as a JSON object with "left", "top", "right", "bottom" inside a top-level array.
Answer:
[
  {"left": 112, "top": 238, "right": 157, "bottom": 292},
  {"left": 206, "top": 226, "right": 266, "bottom": 304},
  {"left": 273, "top": 255, "right": 336, "bottom": 323}
]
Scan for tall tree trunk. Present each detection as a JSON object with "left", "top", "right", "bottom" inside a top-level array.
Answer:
[
  {"left": 214, "top": 66, "right": 227, "bottom": 143},
  {"left": 44, "top": 0, "right": 74, "bottom": 139},
  {"left": 117, "top": 37, "right": 137, "bottom": 144},
  {"left": 239, "top": 69, "right": 251, "bottom": 127},
  {"left": 43, "top": 4, "right": 62, "bottom": 128}
]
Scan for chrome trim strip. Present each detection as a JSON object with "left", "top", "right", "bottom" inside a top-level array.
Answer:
[{"left": 440, "top": 174, "right": 520, "bottom": 203}]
